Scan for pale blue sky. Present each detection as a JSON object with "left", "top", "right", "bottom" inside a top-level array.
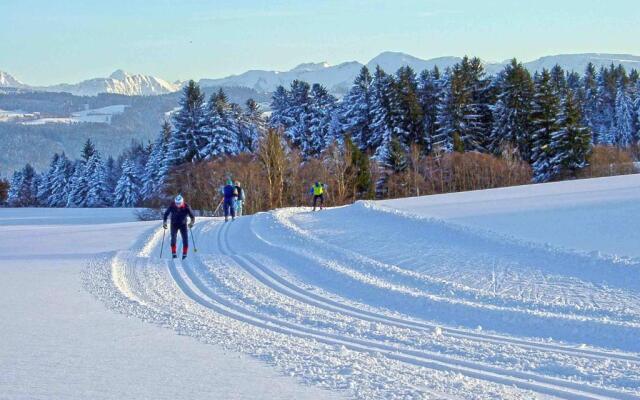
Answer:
[{"left": 1, "top": 0, "right": 638, "bottom": 85}]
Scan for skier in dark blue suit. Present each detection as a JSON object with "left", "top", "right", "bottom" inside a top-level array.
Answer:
[
  {"left": 221, "top": 179, "right": 238, "bottom": 222},
  {"left": 163, "top": 195, "right": 195, "bottom": 259}
]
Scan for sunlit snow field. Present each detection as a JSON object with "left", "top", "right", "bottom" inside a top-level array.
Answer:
[{"left": 2, "top": 174, "right": 640, "bottom": 399}]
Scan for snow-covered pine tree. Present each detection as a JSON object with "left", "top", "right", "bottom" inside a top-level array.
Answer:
[
  {"left": 392, "top": 66, "right": 424, "bottom": 148},
  {"left": 636, "top": 82, "right": 640, "bottom": 139},
  {"left": 382, "top": 136, "right": 409, "bottom": 173},
  {"left": 236, "top": 99, "right": 265, "bottom": 153},
  {"left": 549, "top": 93, "right": 591, "bottom": 179},
  {"left": 630, "top": 69, "right": 640, "bottom": 88},
  {"left": 434, "top": 57, "right": 491, "bottom": 153},
  {"left": 200, "top": 89, "right": 240, "bottom": 159},
  {"left": 580, "top": 63, "right": 600, "bottom": 143},
  {"left": 113, "top": 159, "right": 140, "bottom": 207},
  {"left": 306, "top": 83, "right": 338, "bottom": 157},
  {"left": 8, "top": 164, "right": 37, "bottom": 207},
  {"left": 433, "top": 69, "right": 455, "bottom": 152},
  {"left": 340, "top": 66, "right": 374, "bottom": 150},
  {"left": 105, "top": 156, "right": 119, "bottom": 195},
  {"left": 142, "top": 121, "right": 171, "bottom": 201},
  {"left": 168, "top": 80, "right": 206, "bottom": 165},
  {"left": 66, "top": 160, "right": 89, "bottom": 207},
  {"left": 327, "top": 108, "right": 343, "bottom": 147},
  {"left": 231, "top": 102, "right": 245, "bottom": 146},
  {"left": 370, "top": 66, "right": 395, "bottom": 158},
  {"left": 599, "top": 123, "right": 618, "bottom": 147},
  {"left": 7, "top": 170, "right": 23, "bottom": 206},
  {"left": 614, "top": 82, "right": 635, "bottom": 147},
  {"left": 567, "top": 71, "right": 581, "bottom": 91},
  {"left": 269, "top": 85, "right": 293, "bottom": 131},
  {"left": 594, "top": 65, "right": 618, "bottom": 144},
  {"left": 616, "top": 64, "right": 630, "bottom": 86},
  {"left": 550, "top": 64, "right": 568, "bottom": 97},
  {"left": 463, "top": 57, "right": 492, "bottom": 152},
  {"left": 47, "top": 153, "right": 73, "bottom": 207},
  {"left": 36, "top": 153, "right": 60, "bottom": 205},
  {"left": 85, "top": 151, "right": 111, "bottom": 207},
  {"left": 417, "top": 66, "right": 441, "bottom": 153},
  {"left": 374, "top": 135, "right": 408, "bottom": 199},
  {"left": 31, "top": 173, "right": 42, "bottom": 206},
  {"left": 81, "top": 139, "right": 96, "bottom": 162},
  {"left": 286, "top": 80, "right": 312, "bottom": 149},
  {"left": 489, "top": 59, "right": 535, "bottom": 160},
  {"left": 120, "top": 141, "right": 150, "bottom": 181},
  {"left": 530, "top": 69, "right": 562, "bottom": 183},
  {"left": 66, "top": 139, "right": 96, "bottom": 207}
]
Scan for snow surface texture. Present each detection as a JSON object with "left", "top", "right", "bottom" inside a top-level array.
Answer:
[
  {"left": 0, "top": 208, "right": 343, "bottom": 400},
  {"left": 79, "top": 176, "right": 640, "bottom": 399}
]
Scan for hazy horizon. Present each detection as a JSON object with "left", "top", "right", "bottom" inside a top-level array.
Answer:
[
  {"left": 1, "top": 0, "right": 639, "bottom": 85},
  {"left": 5, "top": 50, "right": 640, "bottom": 86}
]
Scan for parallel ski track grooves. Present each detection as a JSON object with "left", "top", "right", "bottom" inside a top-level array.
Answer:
[
  {"left": 178, "top": 220, "right": 640, "bottom": 400},
  {"left": 172, "top": 253, "right": 584, "bottom": 400},
  {"left": 241, "top": 216, "right": 640, "bottom": 364}
]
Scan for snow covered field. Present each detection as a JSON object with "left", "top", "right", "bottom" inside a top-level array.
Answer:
[
  {"left": 3, "top": 175, "right": 640, "bottom": 399},
  {"left": 0, "top": 209, "right": 343, "bottom": 400},
  {"left": 20, "top": 105, "right": 128, "bottom": 125}
]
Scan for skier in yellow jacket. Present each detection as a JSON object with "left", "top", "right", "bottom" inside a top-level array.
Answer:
[{"left": 310, "top": 181, "right": 326, "bottom": 211}]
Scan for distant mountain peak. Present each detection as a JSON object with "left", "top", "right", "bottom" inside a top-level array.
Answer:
[
  {"left": 366, "top": 51, "right": 461, "bottom": 74},
  {"left": 0, "top": 71, "right": 26, "bottom": 88},
  {"left": 290, "top": 62, "right": 330, "bottom": 72},
  {"left": 109, "top": 69, "right": 130, "bottom": 80},
  {"left": 43, "top": 70, "right": 179, "bottom": 96},
  {"left": 375, "top": 51, "right": 412, "bottom": 57}
]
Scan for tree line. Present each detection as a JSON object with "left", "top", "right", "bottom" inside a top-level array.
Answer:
[{"left": 5, "top": 56, "right": 640, "bottom": 209}]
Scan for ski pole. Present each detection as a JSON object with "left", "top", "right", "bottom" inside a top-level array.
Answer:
[
  {"left": 189, "top": 226, "right": 198, "bottom": 253},
  {"left": 213, "top": 199, "right": 223, "bottom": 216},
  {"left": 160, "top": 224, "right": 167, "bottom": 258}
]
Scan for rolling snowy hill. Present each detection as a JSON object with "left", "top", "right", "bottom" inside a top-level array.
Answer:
[{"left": 3, "top": 175, "right": 636, "bottom": 398}]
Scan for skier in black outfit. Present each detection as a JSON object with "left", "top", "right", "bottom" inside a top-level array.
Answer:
[{"left": 163, "top": 194, "right": 195, "bottom": 259}]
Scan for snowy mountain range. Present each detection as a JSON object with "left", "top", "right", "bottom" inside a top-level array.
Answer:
[
  {"left": 0, "top": 70, "right": 179, "bottom": 96},
  {"left": 43, "top": 70, "right": 180, "bottom": 96},
  {"left": 2, "top": 52, "right": 640, "bottom": 96},
  {"left": 200, "top": 52, "right": 640, "bottom": 94}
]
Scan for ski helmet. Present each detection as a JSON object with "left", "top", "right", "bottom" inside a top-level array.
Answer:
[
  {"left": 226, "top": 178, "right": 233, "bottom": 185},
  {"left": 174, "top": 194, "right": 184, "bottom": 206}
]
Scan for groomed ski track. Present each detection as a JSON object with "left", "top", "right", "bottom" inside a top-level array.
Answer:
[{"left": 86, "top": 202, "right": 640, "bottom": 399}]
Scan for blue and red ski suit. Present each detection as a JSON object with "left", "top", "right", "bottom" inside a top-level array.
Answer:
[{"left": 163, "top": 202, "right": 195, "bottom": 256}]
